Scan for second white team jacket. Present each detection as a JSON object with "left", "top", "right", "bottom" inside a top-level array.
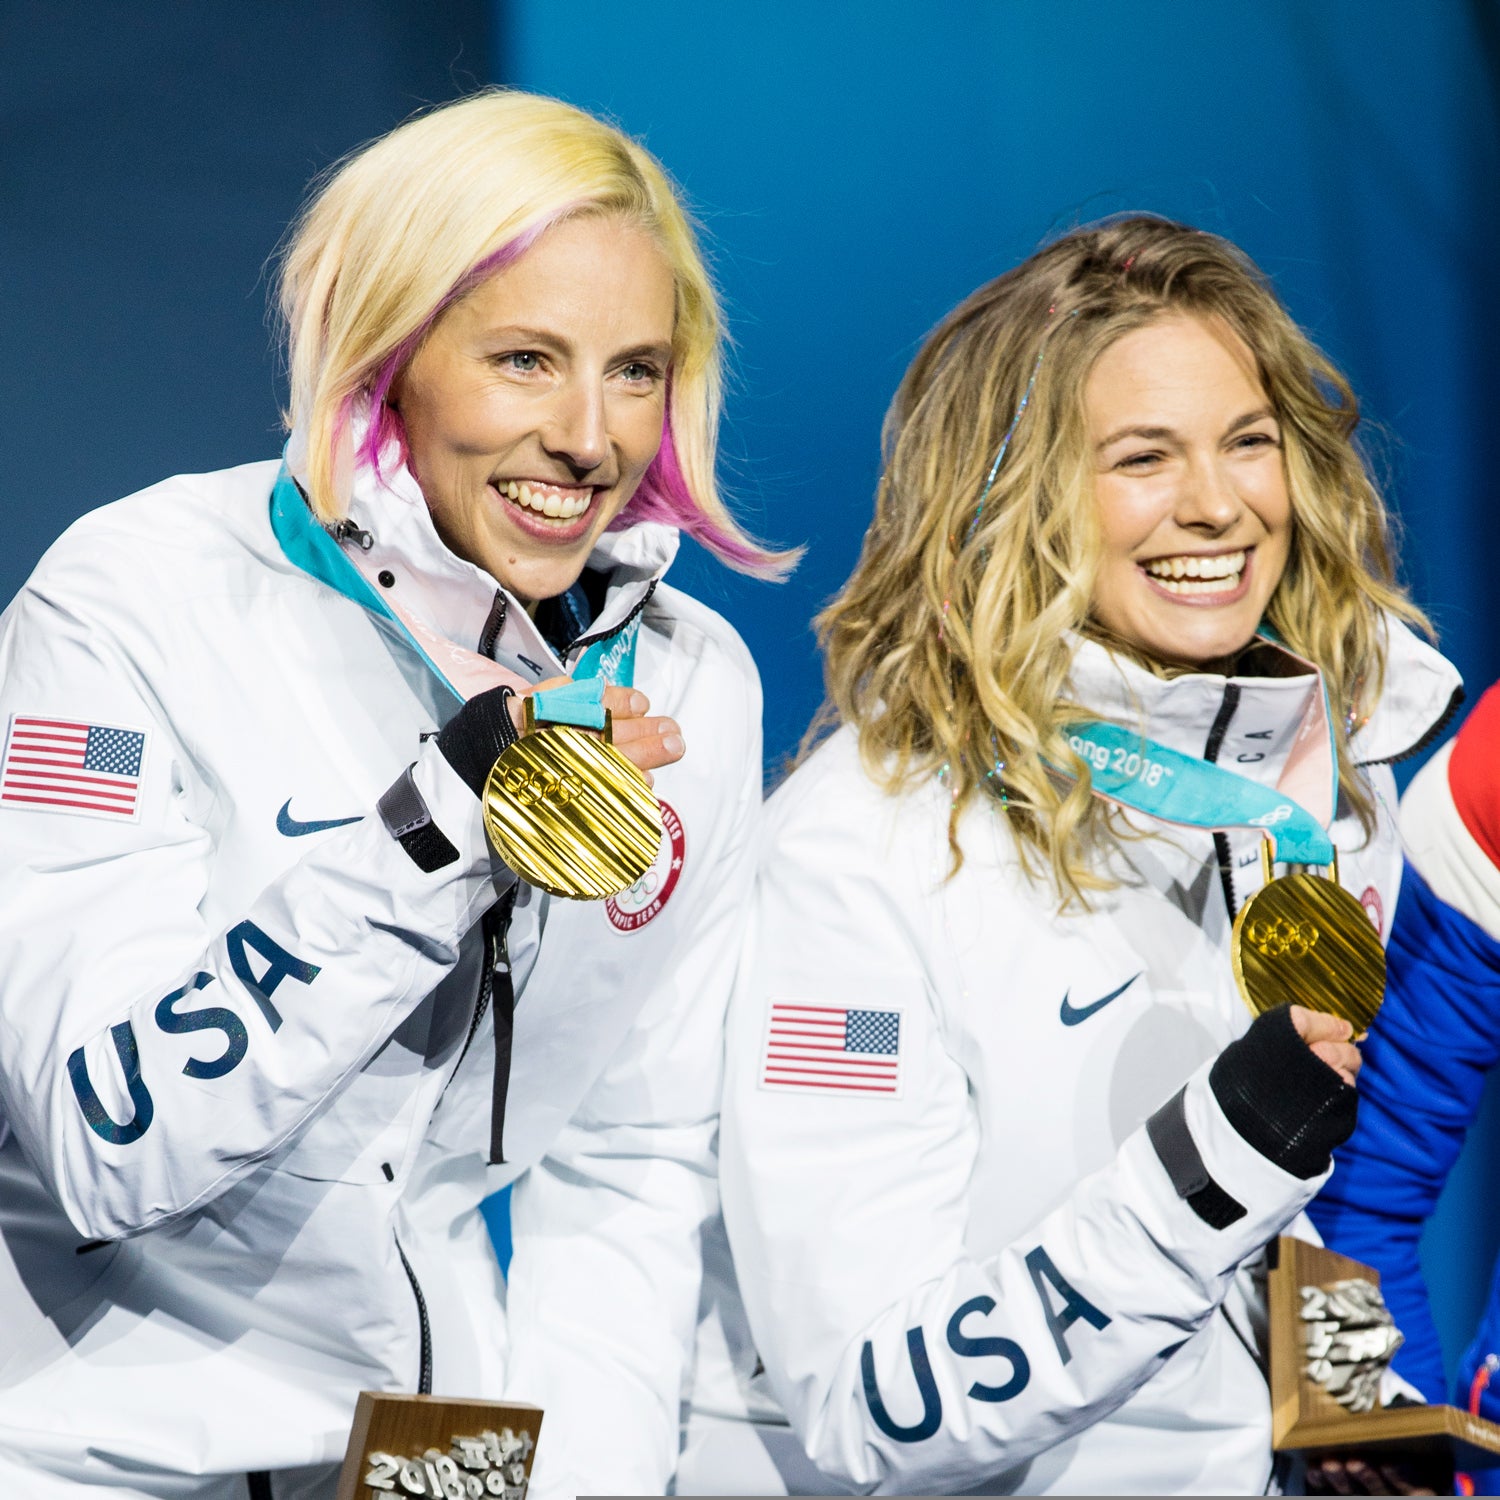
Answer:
[{"left": 715, "top": 623, "right": 1459, "bottom": 1495}]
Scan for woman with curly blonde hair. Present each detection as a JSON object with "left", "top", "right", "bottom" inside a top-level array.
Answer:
[{"left": 712, "top": 217, "right": 1461, "bottom": 1494}]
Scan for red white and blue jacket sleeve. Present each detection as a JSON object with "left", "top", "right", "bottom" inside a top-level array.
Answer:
[{"left": 1308, "top": 683, "right": 1500, "bottom": 1409}]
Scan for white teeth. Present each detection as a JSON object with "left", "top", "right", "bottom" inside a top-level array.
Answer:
[
  {"left": 1142, "top": 549, "right": 1246, "bottom": 588},
  {"left": 1151, "top": 575, "right": 1241, "bottom": 596},
  {"left": 495, "top": 480, "right": 593, "bottom": 521}
]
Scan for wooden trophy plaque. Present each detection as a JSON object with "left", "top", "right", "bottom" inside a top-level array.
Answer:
[
  {"left": 1270, "top": 1236, "right": 1500, "bottom": 1470},
  {"left": 334, "top": 1392, "right": 543, "bottom": 1500}
]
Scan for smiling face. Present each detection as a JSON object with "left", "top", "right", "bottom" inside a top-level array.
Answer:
[
  {"left": 1085, "top": 313, "right": 1293, "bottom": 670},
  {"left": 390, "top": 213, "right": 677, "bottom": 604}
]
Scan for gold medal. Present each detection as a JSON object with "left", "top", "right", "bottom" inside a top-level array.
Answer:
[
  {"left": 482, "top": 702, "right": 663, "bottom": 901},
  {"left": 1230, "top": 841, "right": 1385, "bottom": 1033}
]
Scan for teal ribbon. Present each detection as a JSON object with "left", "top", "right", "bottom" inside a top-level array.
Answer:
[
  {"left": 1063, "top": 719, "right": 1336, "bottom": 865},
  {"left": 528, "top": 677, "right": 607, "bottom": 732},
  {"left": 269, "top": 466, "right": 639, "bottom": 726}
]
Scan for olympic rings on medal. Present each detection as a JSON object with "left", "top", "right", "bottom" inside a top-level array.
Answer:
[
  {"left": 492, "top": 760, "right": 583, "bottom": 809},
  {"left": 1230, "top": 868, "right": 1386, "bottom": 1030},
  {"left": 1244, "top": 916, "right": 1319, "bottom": 960}
]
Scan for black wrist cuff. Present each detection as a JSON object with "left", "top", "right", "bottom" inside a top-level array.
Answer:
[
  {"left": 378, "top": 765, "right": 460, "bottom": 873},
  {"left": 1146, "top": 1087, "right": 1247, "bottom": 1229},
  {"left": 436, "top": 685, "right": 518, "bottom": 798},
  {"left": 1208, "top": 1004, "right": 1357, "bottom": 1179}
]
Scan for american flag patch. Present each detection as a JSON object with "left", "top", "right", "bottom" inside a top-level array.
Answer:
[
  {"left": 1, "top": 715, "right": 147, "bottom": 821},
  {"left": 760, "top": 1001, "right": 902, "bottom": 1097}
]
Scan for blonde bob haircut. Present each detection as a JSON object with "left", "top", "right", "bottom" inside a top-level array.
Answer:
[
  {"left": 278, "top": 88, "right": 792, "bottom": 577},
  {"left": 816, "top": 215, "right": 1427, "bottom": 903}
]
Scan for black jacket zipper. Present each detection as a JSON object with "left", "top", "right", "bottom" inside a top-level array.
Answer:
[
  {"left": 564, "top": 578, "right": 657, "bottom": 658},
  {"left": 478, "top": 590, "right": 507, "bottom": 660},
  {"left": 1356, "top": 684, "right": 1465, "bottom": 768},
  {"left": 395, "top": 1236, "right": 433, "bottom": 1394},
  {"left": 399, "top": 909, "right": 502, "bottom": 1398},
  {"left": 397, "top": 584, "right": 529, "bottom": 1396},
  {"left": 448, "top": 910, "right": 499, "bottom": 1089},
  {"left": 1203, "top": 683, "right": 1243, "bottom": 922},
  {"left": 480, "top": 577, "right": 655, "bottom": 670}
]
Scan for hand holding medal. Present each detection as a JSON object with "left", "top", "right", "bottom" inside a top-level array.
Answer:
[
  {"left": 484, "top": 677, "right": 678, "bottom": 900},
  {"left": 269, "top": 472, "right": 685, "bottom": 904}
]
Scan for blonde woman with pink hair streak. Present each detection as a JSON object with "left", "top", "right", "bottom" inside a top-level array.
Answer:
[{"left": 0, "top": 89, "right": 790, "bottom": 1499}]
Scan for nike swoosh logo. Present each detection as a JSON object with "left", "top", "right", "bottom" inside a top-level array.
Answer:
[
  {"left": 276, "top": 800, "right": 363, "bottom": 837},
  {"left": 1059, "top": 973, "right": 1142, "bottom": 1027}
]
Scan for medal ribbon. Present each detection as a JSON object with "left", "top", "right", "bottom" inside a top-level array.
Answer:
[
  {"left": 1062, "top": 660, "right": 1340, "bottom": 866},
  {"left": 268, "top": 467, "right": 640, "bottom": 721}
]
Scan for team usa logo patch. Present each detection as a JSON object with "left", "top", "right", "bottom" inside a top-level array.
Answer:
[
  {"left": 760, "top": 1001, "right": 903, "bottom": 1098},
  {"left": 0, "top": 714, "right": 147, "bottom": 821},
  {"left": 606, "top": 799, "right": 685, "bottom": 932}
]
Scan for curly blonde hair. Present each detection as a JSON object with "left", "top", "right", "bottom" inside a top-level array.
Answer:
[{"left": 815, "top": 216, "right": 1426, "bottom": 902}]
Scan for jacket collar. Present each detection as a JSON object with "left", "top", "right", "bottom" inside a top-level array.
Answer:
[
  {"left": 1065, "top": 617, "right": 1461, "bottom": 795},
  {"left": 293, "top": 415, "right": 677, "bottom": 676}
]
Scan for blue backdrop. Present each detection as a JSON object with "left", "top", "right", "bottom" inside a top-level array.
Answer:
[
  {"left": 4, "top": 0, "right": 1499, "bottom": 1396},
  {"left": 0, "top": 0, "right": 486, "bottom": 591}
]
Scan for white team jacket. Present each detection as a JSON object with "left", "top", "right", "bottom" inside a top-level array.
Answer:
[
  {"left": 0, "top": 455, "right": 760, "bottom": 1499},
  {"left": 714, "top": 624, "right": 1459, "bottom": 1496}
]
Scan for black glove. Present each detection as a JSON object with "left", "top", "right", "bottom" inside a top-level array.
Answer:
[
  {"left": 1209, "top": 1003, "right": 1358, "bottom": 1179},
  {"left": 437, "top": 685, "right": 518, "bottom": 797}
]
